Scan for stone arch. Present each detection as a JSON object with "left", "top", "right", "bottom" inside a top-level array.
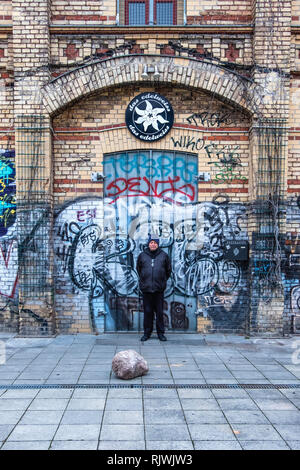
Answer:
[{"left": 41, "top": 55, "right": 264, "bottom": 116}]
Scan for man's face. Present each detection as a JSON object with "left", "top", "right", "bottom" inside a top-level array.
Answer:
[{"left": 149, "top": 240, "right": 158, "bottom": 251}]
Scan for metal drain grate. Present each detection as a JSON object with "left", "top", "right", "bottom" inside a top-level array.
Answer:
[{"left": 0, "top": 383, "right": 299, "bottom": 390}]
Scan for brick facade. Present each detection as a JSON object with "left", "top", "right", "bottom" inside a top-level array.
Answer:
[{"left": 0, "top": 0, "right": 298, "bottom": 336}]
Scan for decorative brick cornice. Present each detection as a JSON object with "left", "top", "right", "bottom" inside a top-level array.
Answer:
[{"left": 49, "top": 24, "right": 254, "bottom": 35}]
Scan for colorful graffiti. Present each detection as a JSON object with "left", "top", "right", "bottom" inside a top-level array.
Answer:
[
  {"left": 285, "top": 197, "right": 300, "bottom": 328},
  {"left": 0, "top": 150, "right": 16, "bottom": 237},
  {"left": 52, "top": 150, "right": 249, "bottom": 332},
  {"left": 0, "top": 150, "right": 17, "bottom": 303},
  {"left": 106, "top": 176, "right": 196, "bottom": 203},
  {"left": 53, "top": 192, "right": 248, "bottom": 333},
  {"left": 104, "top": 151, "right": 197, "bottom": 183}
]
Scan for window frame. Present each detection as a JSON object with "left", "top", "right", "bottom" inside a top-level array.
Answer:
[
  {"left": 123, "top": 0, "right": 178, "bottom": 26},
  {"left": 154, "top": 0, "right": 177, "bottom": 26},
  {"left": 124, "top": 0, "right": 150, "bottom": 25}
]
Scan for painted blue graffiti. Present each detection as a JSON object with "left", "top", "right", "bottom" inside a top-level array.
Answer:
[
  {"left": 104, "top": 152, "right": 198, "bottom": 184},
  {"left": 0, "top": 150, "right": 16, "bottom": 237}
]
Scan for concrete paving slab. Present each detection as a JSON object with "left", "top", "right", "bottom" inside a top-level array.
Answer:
[
  {"left": 246, "top": 389, "right": 286, "bottom": 399},
  {"left": 7, "top": 424, "right": 58, "bottom": 441},
  {"left": 0, "top": 410, "right": 24, "bottom": 425},
  {"left": 1, "top": 389, "right": 39, "bottom": 399},
  {"left": 263, "top": 373, "right": 299, "bottom": 380},
  {"left": 71, "top": 389, "right": 107, "bottom": 399},
  {"left": 226, "top": 365, "right": 257, "bottom": 371},
  {"left": 144, "top": 409, "right": 186, "bottom": 424},
  {"left": 1, "top": 441, "right": 51, "bottom": 450},
  {"left": 0, "top": 398, "right": 32, "bottom": 411},
  {"left": 141, "top": 379, "right": 175, "bottom": 384},
  {"left": 233, "top": 424, "right": 283, "bottom": 441},
  {"left": 66, "top": 399, "right": 105, "bottom": 411},
  {"left": 143, "top": 398, "right": 181, "bottom": 410},
  {"left": 145, "top": 424, "right": 190, "bottom": 441},
  {"left": 146, "top": 441, "right": 194, "bottom": 450},
  {"left": 105, "top": 398, "right": 143, "bottom": 411},
  {"left": 194, "top": 441, "right": 242, "bottom": 450},
  {"left": 288, "top": 398, "right": 300, "bottom": 408},
  {"left": 172, "top": 379, "right": 207, "bottom": 384},
  {"left": 143, "top": 389, "right": 178, "bottom": 398},
  {"left": 50, "top": 441, "right": 98, "bottom": 450},
  {"left": 169, "top": 365, "right": 199, "bottom": 372},
  {"left": 171, "top": 371, "right": 204, "bottom": 379},
  {"left": 0, "top": 373, "right": 21, "bottom": 380},
  {"left": 0, "top": 425, "right": 14, "bottom": 440},
  {"left": 100, "top": 425, "right": 144, "bottom": 441},
  {"left": 54, "top": 424, "right": 101, "bottom": 441},
  {"left": 231, "top": 372, "right": 266, "bottom": 379},
  {"left": 188, "top": 424, "right": 236, "bottom": 441},
  {"left": 287, "top": 441, "right": 300, "bottom": 450},
  {"left": 237, "top": 379, "right": 271, "bottom": 384},
  {"left": 211, "top": 389, "right": 250, "bottom": 399},
  {"left": 201, "top": 372, "right": 235, "bottom": 379},
  {"left": 103, "top": 411, "right": 144, "bottom": 425},
  {"left": 181, "top": 399, "right": 220, "bottom": 411},
  {"left": 13, "top": 380, "right": 48, "bottom": 385},
  {"left": 61, "top": 410, "right": 103, "bottom": 425},
  {"left": 273, "top": 424, "right": 300, "bottom": 440},
  {"left": 240, "top": 440, "right": 290, "bottom": 450},
  {"left": 216, "top": 399, "right": 260, "bottom": 411},
  {"left": 205, "top": 379, "right": 239, "bottom": 384},
  {"left": 184, "top": 410, "right": 227, "bottom": 424},
  {"left": 254, "top": 399, "right": 298, "bottom": 411},
  {"left": 36, "top": 389, "right": 74, "bottom": 399},
  {"left": 263, "top": 410, "right": 300, "bottom": 424},
  {"left": 223, "top": 410, "right": 270, "bottom": 424},
  {"left": 279, "top": 389, "right": 300, "bottom": 399},
  {"left": 79, "top": 374, "right": 111, "bottom": 380},
  {"left": 19, "top": 410, "right": 64, "bottom": 425},
  {"left": 28, "top": 398, "right": 69, "bottom": 411},
  {"left": 98, "top": 440, "right": 146, "bottom": 450},
  {"left": 177, "top": 389, "right": 214, "bottom": 399},
  {"left": 107, "top": 388, "right": 143, "bottom": 399}
]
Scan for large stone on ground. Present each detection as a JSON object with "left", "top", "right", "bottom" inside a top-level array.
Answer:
[{"left": 112, "top": 349, "right": 149, "bottom": 380}]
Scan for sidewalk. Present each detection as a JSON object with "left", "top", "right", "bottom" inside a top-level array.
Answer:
[{"left": 0, "top": 332, "right": 299, "bottom": 450}]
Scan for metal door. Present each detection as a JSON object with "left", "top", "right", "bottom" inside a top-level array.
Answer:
[{"left": 103, "top": 150, "right": 198, "bottom": 331}]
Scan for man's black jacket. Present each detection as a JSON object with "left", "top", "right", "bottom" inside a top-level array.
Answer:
[{"left": 137, "top": 248, "right": 172, "bottom": 293}]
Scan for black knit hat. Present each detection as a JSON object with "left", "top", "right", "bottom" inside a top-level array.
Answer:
[{"left": 148, "top": 234, "right": 159, "bottom": 246}]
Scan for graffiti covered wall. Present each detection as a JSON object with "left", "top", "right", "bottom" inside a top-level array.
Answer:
[
  {"left": 284, "top": 196, "right": 300, "bottom": 331},
  {"left": 53, "top": 191, "right": 249, "bottom": 333},
  {"left": 0, "top": 150, "right": 18, "bottom": 331}
]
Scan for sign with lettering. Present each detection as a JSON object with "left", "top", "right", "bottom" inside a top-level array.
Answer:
[{"left": 125, "top": 93, "right": 174, "bottom": 142}]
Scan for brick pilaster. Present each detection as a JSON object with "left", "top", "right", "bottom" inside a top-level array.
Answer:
[
  {"left": 248, "top": 0, "right": 291, "bottom": 334},
  {"left": 12, "top": 0, "right": 55, "bottom": 335}
]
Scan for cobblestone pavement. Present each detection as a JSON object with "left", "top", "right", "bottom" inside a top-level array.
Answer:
[{"left": 0, "top": 332, "right": 299, "bottom": 450}]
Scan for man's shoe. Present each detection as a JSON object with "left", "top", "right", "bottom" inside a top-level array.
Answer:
[
  {"left": 140, "top": 335, "right": 149, "bottom": 342},
  {"left": 158, "top": 334, "right": 167, "bottom": 341}
]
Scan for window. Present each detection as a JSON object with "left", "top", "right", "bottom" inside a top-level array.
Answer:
[
  {"left": 121, "top": 0, "right": 183, "bottom": 25},
  {"left": 127, "top": 1, "right": 148, "bottom": 25},
  {"left": 155, "top": 0, "right": 175, "bottom": 25}
]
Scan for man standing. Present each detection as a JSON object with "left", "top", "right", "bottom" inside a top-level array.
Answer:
[{"left": 137, "top": 235, "right": 172, "bottom": 342}]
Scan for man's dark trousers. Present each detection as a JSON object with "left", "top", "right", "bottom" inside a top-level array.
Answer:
[{"left": 143, "top": 292, "right": 164, "bottom": 337}]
